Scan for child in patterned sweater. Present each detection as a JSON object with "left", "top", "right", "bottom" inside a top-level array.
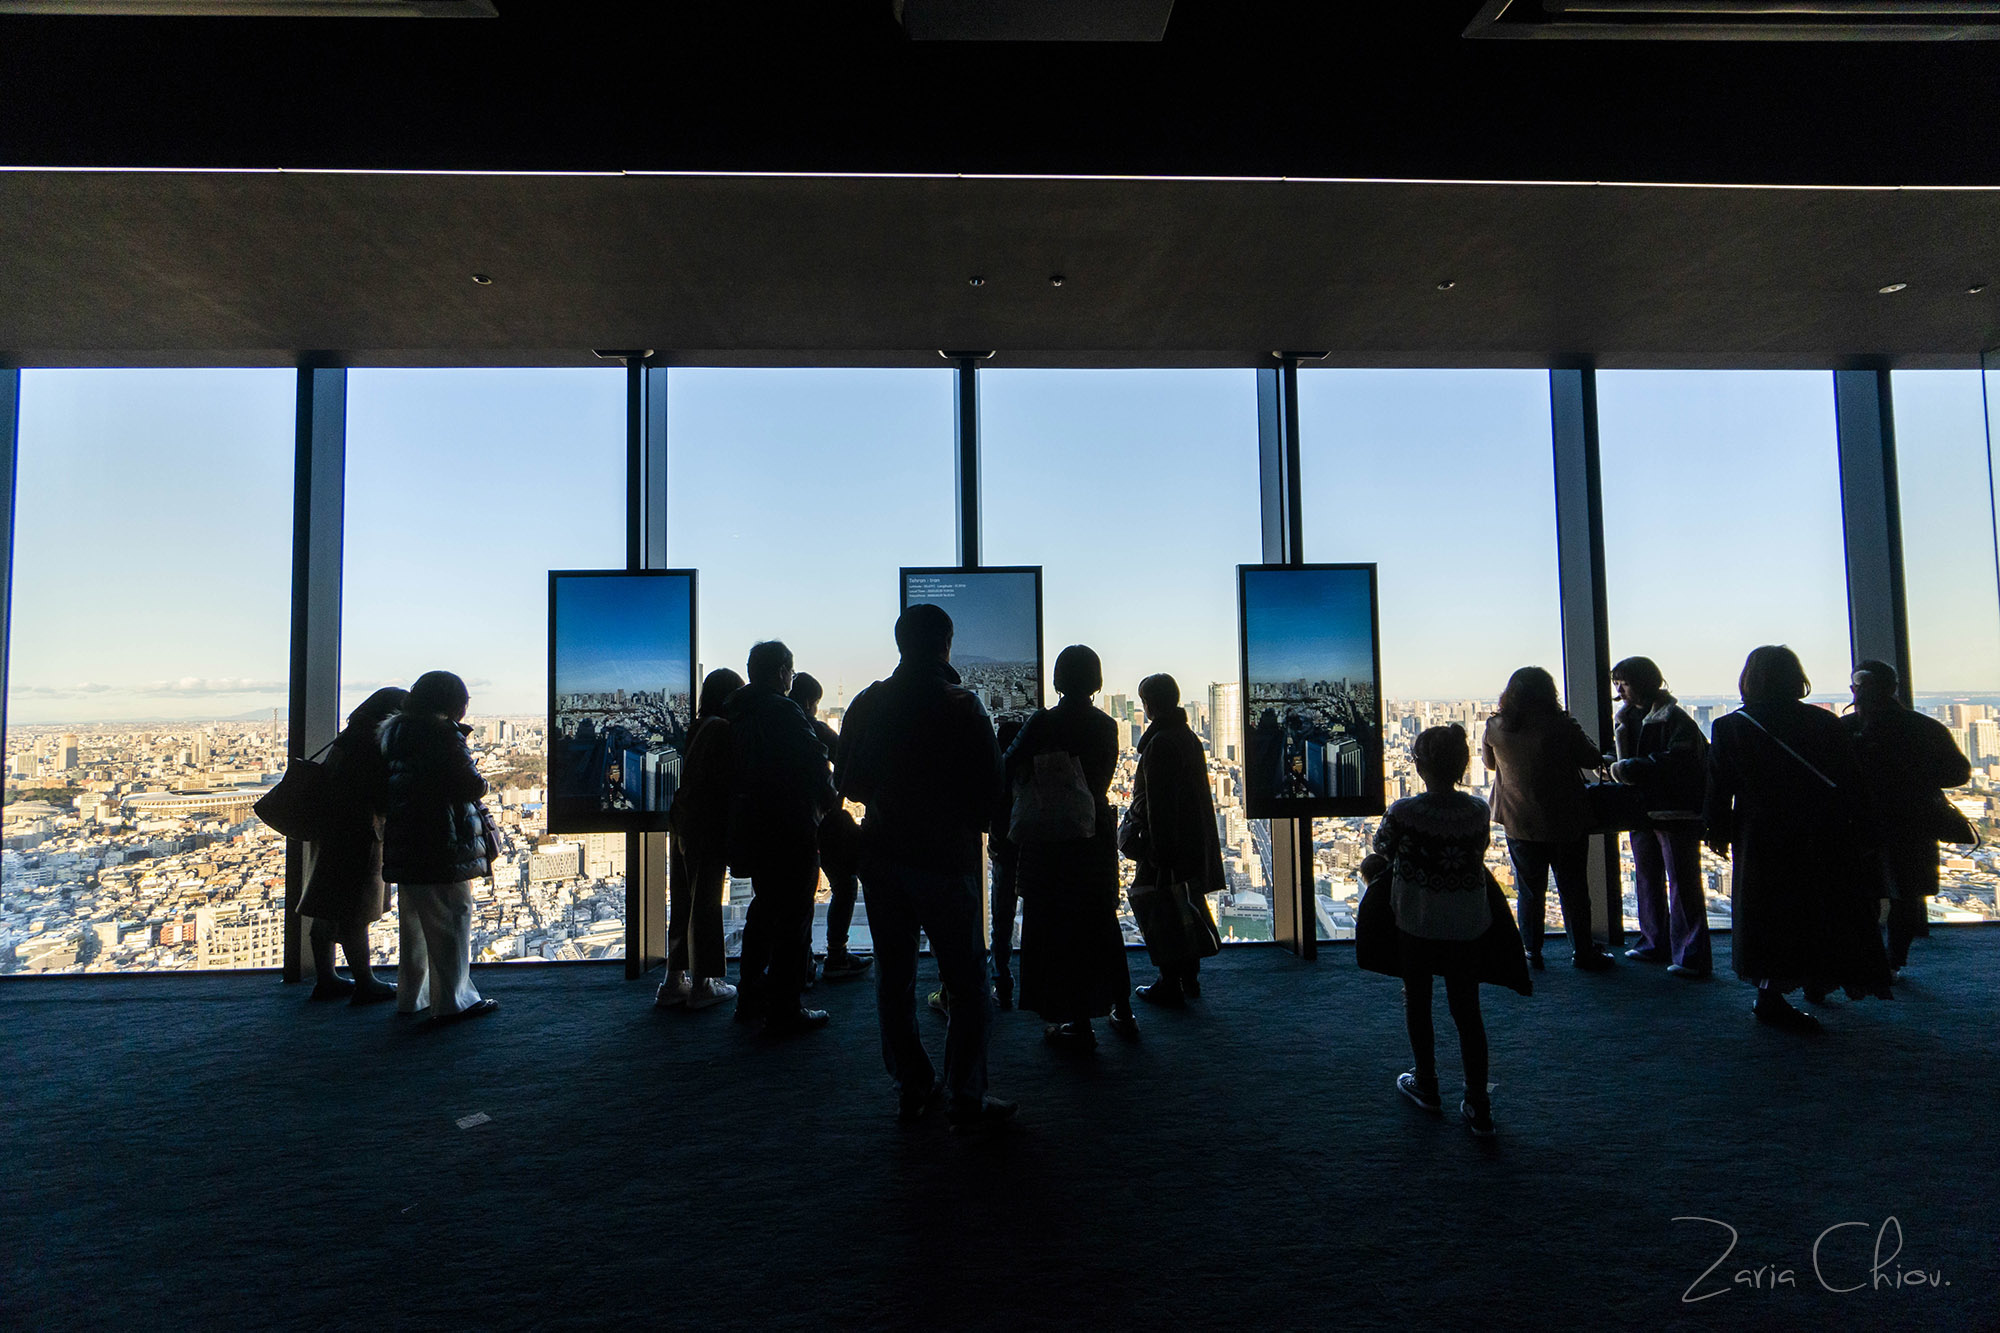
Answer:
[{"left": 1369, "top": 723, "right": 1496, "bottom": 1138}]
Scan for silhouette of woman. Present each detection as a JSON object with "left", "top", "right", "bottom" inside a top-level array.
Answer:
[
  {"left": 1008, "top": 645, "right": 1135, "bottom": 1049},
  {"left": 298, "top": 686, "right": 407, "bottom": 1005}
]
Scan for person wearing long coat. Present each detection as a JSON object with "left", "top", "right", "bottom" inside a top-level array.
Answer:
[
  {"left": 656, "top": 668, "right": 744, "bottom": 1011},
  {"left": 1843, "top": 658, "right": 1972, "bottom": 976},
  {"left": 1121, "top": 673, "right": 1222, "bottom": 1008},
  {"left": 297, "top": 686, "right": 407, "bottom": 1005},
  {"left": 1007, "top": 644, "right": 1134, "bottom": 1049},
  {"left": 381, "top": 670, "right": 498, "bottom": 1024},
  {"left": 1482, "top": 666, "right": 1615, "bottom": 971},
  {"left": 1704, "top": 645, "right": 1892, "bottom": 1031}
]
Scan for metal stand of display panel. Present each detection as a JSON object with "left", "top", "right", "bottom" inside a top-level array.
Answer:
[
  {"left": 625, "top": 359, "right": 670, "bottom": 979},
  {"left": 1258, "top": 356, "right": 1317, "bottom": 959}
]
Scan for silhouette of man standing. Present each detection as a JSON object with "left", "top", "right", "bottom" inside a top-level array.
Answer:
[
  {"left": 726, "top": 640, "right": 837, "bottom": 1034},
  {"left": 837, "top": 604, "right": 1015, "bottom": 1128}
]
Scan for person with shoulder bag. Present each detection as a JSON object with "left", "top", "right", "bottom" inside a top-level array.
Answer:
[
  {"left": 1006, "top": 645, "right": 1135, "bottom": 1050},
  {"left": 1705, "top": 645, "right": 1892, "bottom": 1032},
  {"left": 1843, "top": 658, "right": 1973, "bottom": 978},
  {"left": 1607, "top": 656, "right": 1713, "bottom": 977},
  {"left": 1482, "top": 666, "right": 1615, "bottom": 973},
  {"left": 1118, "top": 673, "right": 1222, "bottom": 1009},
  {"left": 295, "top": 686, "right": 407, "bottom": 1005}
]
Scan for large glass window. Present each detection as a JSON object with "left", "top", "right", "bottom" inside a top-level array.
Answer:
[
  {"left": 982, "top": 370, "right": 1262, "bottom": 942},
  {"left": 667, "top": 368, "right": 955, "bottom": 954},
  {"left": 343, "top": 369, "right": 625, "bottom": 962},
  {"left": 1891, "top": 370, "right": 2000, "bottom": 924},
  {"left": 1598, "top": 371, "right": 1850, "bottom": 937},
  {"left": 4, "top": 370, "right": 295, "bottom": 973},
  {"left": 1299, "top": 370, "right": 1564, "bottom": 939}
]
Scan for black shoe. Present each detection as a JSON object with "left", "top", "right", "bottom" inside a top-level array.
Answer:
[
  {"left": 1527, "top": 953, "right": 1546, "bottom": 972},
  {"left": 349, "top": 981, "right": 398, "bottom": 1007},
  {"left": 1182, "top": 974, "right": 1201, "bottom": 999},
  {"left": 1107, "top": 1005, "right": 1140, "bottom": 1040},
  {"left": 1043, "top": 1021, "right": 1096, "bottom": 1051},
  {"left": 947, "top": 1096, "right": 1019, "bottom": 1132},
  {"left": 897, "top": 1081, "right": 943, "bottom": 1125},
  {"left": 1573, "top": 950, "right": 1615, "bottom": 972},
  {"left": 1461, "top": 1099, "right": 1497, "bottom": 1139},
  {"left": 1753, "top": 996, "right": 1822, "bottom": 1033},
  {"left": 1134, "top": 982, "right": 1185, "bottom": 1009},
  {"left": 765, "top": 1007, "right": 831, "bottom": 1035}
]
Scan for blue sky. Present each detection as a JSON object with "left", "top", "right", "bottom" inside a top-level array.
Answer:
[
  {"left": 7, "top": 365, "right": 1995, "bottom": 727},
  {"left": 553, "top": 574, "right": 693, "bottom": 697},
  {"left": 1242, "top": 567, "right": 1377, "bottom": 686},
  {"left": 903, "top": 569, "right": 1039, "bottom": 664}
]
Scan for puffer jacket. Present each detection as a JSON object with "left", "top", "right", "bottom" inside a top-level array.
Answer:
[
  {"left": 1610, "top": 692, "right": 1709, "bottom": 816},
  {"left": 379, "top": 710, "right": 491, "bottom": 885}
]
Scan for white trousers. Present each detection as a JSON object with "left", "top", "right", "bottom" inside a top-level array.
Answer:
[{"left": 396, "top": 881, "right": 482, "bottom": 1017}]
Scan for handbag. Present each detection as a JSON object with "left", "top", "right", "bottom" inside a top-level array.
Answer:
[
  {"left": 1925, "top": 791, "right": 1980, "bottom": 848},
  {"left": 1128, "top": 878, "right": 1221, "bottom": 967},
  {"left": 1115, "top": 801, "right": 1148, "bottom": 861},
  {"left": 477, "top": 802, "right": 503, "bottom": 875},
  {"left": 1009, "top": 749, "right": 1097, "bottom": 844},
  {"left": 252, "top": 738, "right": 337, "bottom": 840},
  {"left": 1353, "top": 862, "right": 1399, "bottom": 978},
  {"left": 1583, "top": 778, "right": 1652, "bottom": 835}
]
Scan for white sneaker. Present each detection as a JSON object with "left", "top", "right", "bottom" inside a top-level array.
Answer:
[
  {"left": 654, "top": 970, "right": 691, "bottom": 1008},
  {"left": 687, "top": 976, "right": 738, "bottom": 1010}
]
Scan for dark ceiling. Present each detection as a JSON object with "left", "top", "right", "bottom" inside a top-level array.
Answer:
[
  {"left": 4, "top": 171, "right": 1994, "bottom": 369},
  {"left": 2, "top": 2, "right": 1996, "bottom": 367}
]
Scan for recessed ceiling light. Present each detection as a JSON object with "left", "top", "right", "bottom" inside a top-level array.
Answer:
[
  {"left": 1971, "top": 283, "right": 1991, "bottom": 295},
  {"left": 968, "top": 276, "right": 986, "bottom": 287},
  {"left": 1878, "top": 282, "right": 1908, "bottom": 294},
  {"left": 1435, "top": 279, "right": 1456, "bottom": 291},
  {"left": 471, "top": 273, "right": 493, "bottom": 285},
  {"left": 1049, "top": 275, "right": 1066, "bottom": 287}
]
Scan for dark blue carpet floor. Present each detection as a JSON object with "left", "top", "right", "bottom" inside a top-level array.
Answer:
[{"left": 5, "top": 930, "right": 1997, "bottom": 1332}]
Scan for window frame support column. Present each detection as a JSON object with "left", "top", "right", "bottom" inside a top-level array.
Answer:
[
  {"left": 285, "top": 367, "right": 348, "bottom": 983},
  {"left": 1834, "top": 368, "right": 1913, "bottom": 699},
  {"left": 1549, "top": 368, "right": 1621, "bottom": 950},
  {"left": 953, "top": 357, "right": 982, "bottom": 568},
  {"left": 0, "top": 371, "right": 19, "bottom": 826},
  {"left": 626, "top": 360, "right": 670, "bottom": 978},
  {"left": 1256, "top": 358, "right": 1316, "bottom": 959}
]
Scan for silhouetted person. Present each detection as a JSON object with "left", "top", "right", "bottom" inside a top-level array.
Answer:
[
  {"left": 1008, "top": 644, "right": 1135, "bottom": 1049},
  {"left": 1705, "top": 645, "right": 1892, "bottom": 1032},
  {"left": 838, "top": 603, "right": 1014, "bottom": 1128},
  {"left": 381, "top": 670, "right": 497, "bottom": 1024},
  {"left": 791, "top": 671, "right": 870, "bottom": 981},
  {"left": 1844, "top": 658, "right": 1970, "bottom": 978},
  {"left": 1608, "top": 655, "right": 1713, "bottom": 977},
  {"left": 1121, "top": 673, "right": 1222, "bottom": 1008},
  {"left": 1483, "top": 666, "right": 1614, "bottom": 972},
  {"left": 726, "top": 641, "right": 837, "bottom": 1034},
  {"left": 989, "top": 715, "right": 1024, "bottom": 1010},
  {"left": 1374, "top": 724, "right": 1496, "bottom": 1138},
  {"left": 298, "top": 686, "right": 407, "bottom": 1006},
  {"left": 656, "top": 668, "right": 744, "bottom": 1011}
]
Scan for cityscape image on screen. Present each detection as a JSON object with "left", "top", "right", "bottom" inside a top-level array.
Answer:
[
  {"left": 1238, "top": 564, "right": 1384, "bottom": 819},
  {"left": 901, "top": 567, "right": 1043, "bottom": 728},
  {"left": 547, "top": 571, "right": 697, "bottom": 834}
]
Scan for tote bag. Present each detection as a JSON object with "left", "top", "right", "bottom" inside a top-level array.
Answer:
[{"left": 1009, "top": 749, "right": 1096, "bottom": 843}]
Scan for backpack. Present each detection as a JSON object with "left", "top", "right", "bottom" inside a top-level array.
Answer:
[{"left": 1009, "top": 748, "right": 1097, "bottom": 844}]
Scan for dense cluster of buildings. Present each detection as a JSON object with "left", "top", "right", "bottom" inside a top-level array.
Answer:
[{"left": 7, "top": 689, "right": 1996, "bottom": 975}]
